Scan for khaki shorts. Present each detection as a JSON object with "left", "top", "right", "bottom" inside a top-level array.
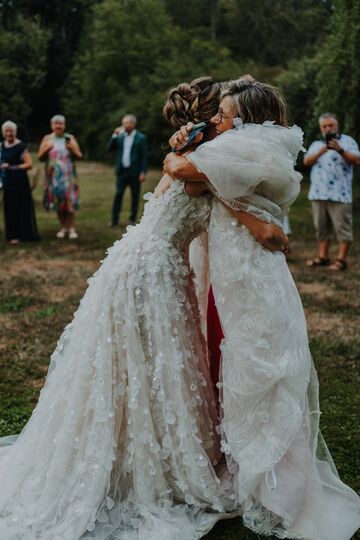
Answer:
[{"left": 311, "top": 200, "right": 353, "bottom": 242}]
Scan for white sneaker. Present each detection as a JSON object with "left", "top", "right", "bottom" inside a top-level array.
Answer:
[
  {"left": 69, "top": 228, "right": 78, "bottom": 239},
  {"left": 56, "top": 229, "right": 67, "bottom": 239}
]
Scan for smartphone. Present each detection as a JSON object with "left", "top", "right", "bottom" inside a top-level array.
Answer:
[
  {"left": 65, "top": 135, "right": 71, "bottom": 144},
  {"left": 173, "top": 122, "right": 207, "bottom": 152},
  {"left": 325, "top": 132, "right": 336, "bottom": 146}
]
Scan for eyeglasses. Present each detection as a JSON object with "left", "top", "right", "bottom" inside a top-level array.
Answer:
[{"left": 214, "top": 111, "right": 235, "bottom": 122}]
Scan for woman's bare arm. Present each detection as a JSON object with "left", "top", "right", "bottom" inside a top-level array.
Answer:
[
  {"left": 184, "top": 182, "right": 288, "bottom": 252},
  {"left": 19, "top": 150, "right": 32, "bottom": 171},
  {"left": 154, "top": 173, "right": 173, "bottom": 197},
  {"left": 226, "top": 206, "right": 288, "bottom": 252},
  {"left": 67, "top": 135, "right": 83, "bottom": 160},
  {"left": 38, "top": 135, "right": 53, "bottom": 161},
  {"left": 184, "top": 182, "right": 208, "bottom": 197},
  {"left": 163, "top": 152, "right": 206, "bottom": 182},
  {"left": 165, "top": 152, "right": 288, "bottom": 252}
]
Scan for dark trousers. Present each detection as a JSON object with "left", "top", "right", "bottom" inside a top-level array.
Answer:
[{"left": 111, "top": 169, "right": 140, "bottom": 224}]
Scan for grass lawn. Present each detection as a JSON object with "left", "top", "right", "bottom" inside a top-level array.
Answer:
[{"left": 0, "top": 159, "right": 359, "bottom": 539}]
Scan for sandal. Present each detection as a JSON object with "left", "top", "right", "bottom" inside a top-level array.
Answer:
[
  {"left": 329, "top": 259, "right": 347, "bottom": 272},
  {"left": 306, "top": 257, "right": 330, "bottom": 267}
]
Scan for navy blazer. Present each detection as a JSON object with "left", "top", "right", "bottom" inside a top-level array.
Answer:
[{"left": 107, "top": 131, "right": 147, "bottom": 177}]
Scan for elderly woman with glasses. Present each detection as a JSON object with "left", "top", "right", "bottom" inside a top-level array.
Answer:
[
  {"left": 0, "top": 121, "right": 40, "bottom": 244},
  {"left": 38, "top": 114, "right": 83, "bottom": 239}
]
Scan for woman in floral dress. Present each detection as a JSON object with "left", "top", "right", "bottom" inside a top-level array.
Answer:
[{"left": 38, "top": 114, "right": 82, "bottom": 239}]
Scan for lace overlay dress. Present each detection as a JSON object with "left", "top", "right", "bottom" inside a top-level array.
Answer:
[
  {"left": 0, "top": 181, "right": 234, "bottom": 540},
  {"left": 189, "top": 124, "right": 360, "bottom": 540},
  {"left": 209, "top": 203, "right": 360, "bottom": 540}
]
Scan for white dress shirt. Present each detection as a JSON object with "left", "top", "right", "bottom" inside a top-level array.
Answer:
[{"left": 122, "top": 129, "right": 136, "bottom": 168}]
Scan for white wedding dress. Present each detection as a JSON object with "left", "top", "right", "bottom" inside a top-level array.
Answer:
[
  {"left": 189, "top": 123, "right": 360, "bottom": 540},
  {"left": 0, "top": 181, "right": 234, "bottom": 540}
]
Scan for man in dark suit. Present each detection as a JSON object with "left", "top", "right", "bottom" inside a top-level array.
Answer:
[{"left": 108, "top": 114, "right": 147, "bottom": 226}]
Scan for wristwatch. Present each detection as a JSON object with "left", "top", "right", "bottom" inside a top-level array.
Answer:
[{"left": 338, "top": 147, "right": 345, "bottom": 155}]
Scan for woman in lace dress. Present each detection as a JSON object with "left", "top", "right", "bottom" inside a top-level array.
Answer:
[
  {"left": 0, "top": 77, "right": 288, "bottom": 540},
  {"left": 165, "top": 76, "right": 360, "bottom": 540}
]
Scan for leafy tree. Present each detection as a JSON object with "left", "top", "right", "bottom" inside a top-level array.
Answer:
[
  {"left": 0, "top": 14, "right": 49, "bottom": 134},
  {"left": 2, "top": 0, "right": 350, "bottom": 162},
  {"left": 64, "top": 0, "right": 241, "bottom": 162},
  {"left": 277, "top": 56, "right": 320, "bottom": 143},
  {"left": 164, "top": 0, "right": 217, "bottom": 37},
  {"left": 1, "top": 0, "right": 101, "bottom": 128},
  {"left": 278, "top": 0, "right": 360, "bottom": 152},
  {"left": 314, "top": 0, "right": 360, "bottom": 142},
  {"left": 217, "top": 0, "right": 332, "bottom": 66}
]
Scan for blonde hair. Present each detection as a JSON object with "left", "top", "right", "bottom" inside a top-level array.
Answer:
[
  {"left": 222, "top": 75, "right": 287, "bottom": 127},
  {"left": 163, "top": 76, "right": 221, "bottom": 128}
]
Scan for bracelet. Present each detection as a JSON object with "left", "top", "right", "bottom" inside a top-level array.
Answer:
[{"left": 338, "top": 147, "right": 344, "bottom": 155}]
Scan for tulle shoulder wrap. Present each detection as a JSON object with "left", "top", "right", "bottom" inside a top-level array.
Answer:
[{"left": 188, "top": 123, "right": 304, "bottom": 225}]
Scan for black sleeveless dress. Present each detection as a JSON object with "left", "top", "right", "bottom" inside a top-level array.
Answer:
[{"left": 1, "top": 141, "right": 40, "bottom": 242}]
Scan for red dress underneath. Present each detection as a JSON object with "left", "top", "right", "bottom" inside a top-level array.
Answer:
[{"left": 207, "top": 286, "right": 224, "bottom": 391}]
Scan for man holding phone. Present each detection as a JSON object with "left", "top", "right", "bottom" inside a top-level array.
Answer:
[
  {"left": 304, "top": 112, "right": 360, "bottom": 270},
  {"left": 107, "top": 114, "right": 147, "bottom": 226}
]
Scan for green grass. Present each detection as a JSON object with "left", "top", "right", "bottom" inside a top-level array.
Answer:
[
  {"left": 0, "top": 160, "right": 359, "bottom": 539},
  {"left": 0, "top": 294, "right": 35, "bottom": 313}
]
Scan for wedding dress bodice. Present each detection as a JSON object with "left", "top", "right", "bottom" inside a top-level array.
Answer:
[{"left": 132, "top": 180, "right": 211, "bottom": 252}]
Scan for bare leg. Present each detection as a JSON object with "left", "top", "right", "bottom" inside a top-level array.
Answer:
[
  {"left": 318, "top": 239, "right": 331, "bottom": 259},
  {"left": 329, "top": 241, "right": 351, "bottom": 271},
  {"left": 337, "top": 241, "right": 351, "bottom": 261},
  {"left": 56, "top": 210, "right": 68, "bottom": 238},
  {"left": 57, "top": 210, "right": 67, "bottom": 229},
  {"left": 67, "top": 212, "right": 78, "bottom": 239},
  {"left": 306, "top": 239, "right": 331, "bottom": 266},
  {"left": 66, "top": 212, "right": 75, "bottom": 230}
]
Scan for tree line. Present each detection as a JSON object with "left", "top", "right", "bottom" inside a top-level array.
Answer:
[{"left": 0, "top": 0, "right": 358, "bottom": 163}]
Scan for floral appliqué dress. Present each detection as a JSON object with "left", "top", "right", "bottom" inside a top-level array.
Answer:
[{"left": 0, "top": 181, "right": 234, "bottom": 540}]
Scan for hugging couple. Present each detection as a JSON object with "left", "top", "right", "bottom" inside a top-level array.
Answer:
[{"left": 0, "top": 75, "right": 359, "bottom": 540}]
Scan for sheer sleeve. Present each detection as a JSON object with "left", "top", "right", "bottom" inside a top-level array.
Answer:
[{"left": 187, "top": 123, "right": 304, "bottom": 225}]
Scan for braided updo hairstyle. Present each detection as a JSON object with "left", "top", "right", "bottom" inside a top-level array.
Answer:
[
  {"left": 163, "top": 76, "right": 221, "bottom": 129},
  {"left": 221, "top": 75, "right": 287, "bottom": 127}
]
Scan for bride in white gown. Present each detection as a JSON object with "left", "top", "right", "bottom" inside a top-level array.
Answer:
[
  {"left": 165, "top": 76, "right": 360, "bottom": 540},
  {"left": 0, "top": 77, "right": 288, "bottom": 540},
  {"left": 0, "top": 80, "right": 228, "bottom": 540}
]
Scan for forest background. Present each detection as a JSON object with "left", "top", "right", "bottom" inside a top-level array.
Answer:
[{"left": 0, "top": 0, "right": 359, "bottom": 164}]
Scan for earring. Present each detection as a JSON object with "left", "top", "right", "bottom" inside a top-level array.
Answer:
[{"left": 233, "top": 117, "right": 243, "bottom": 128}]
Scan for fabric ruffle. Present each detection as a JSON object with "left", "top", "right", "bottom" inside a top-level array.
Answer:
[
  {"left": 209, "top": 202, "right": 360, "bottom": 540},
  {"left": 188, "top": 123, "right": 304, "bottom": 226}
]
